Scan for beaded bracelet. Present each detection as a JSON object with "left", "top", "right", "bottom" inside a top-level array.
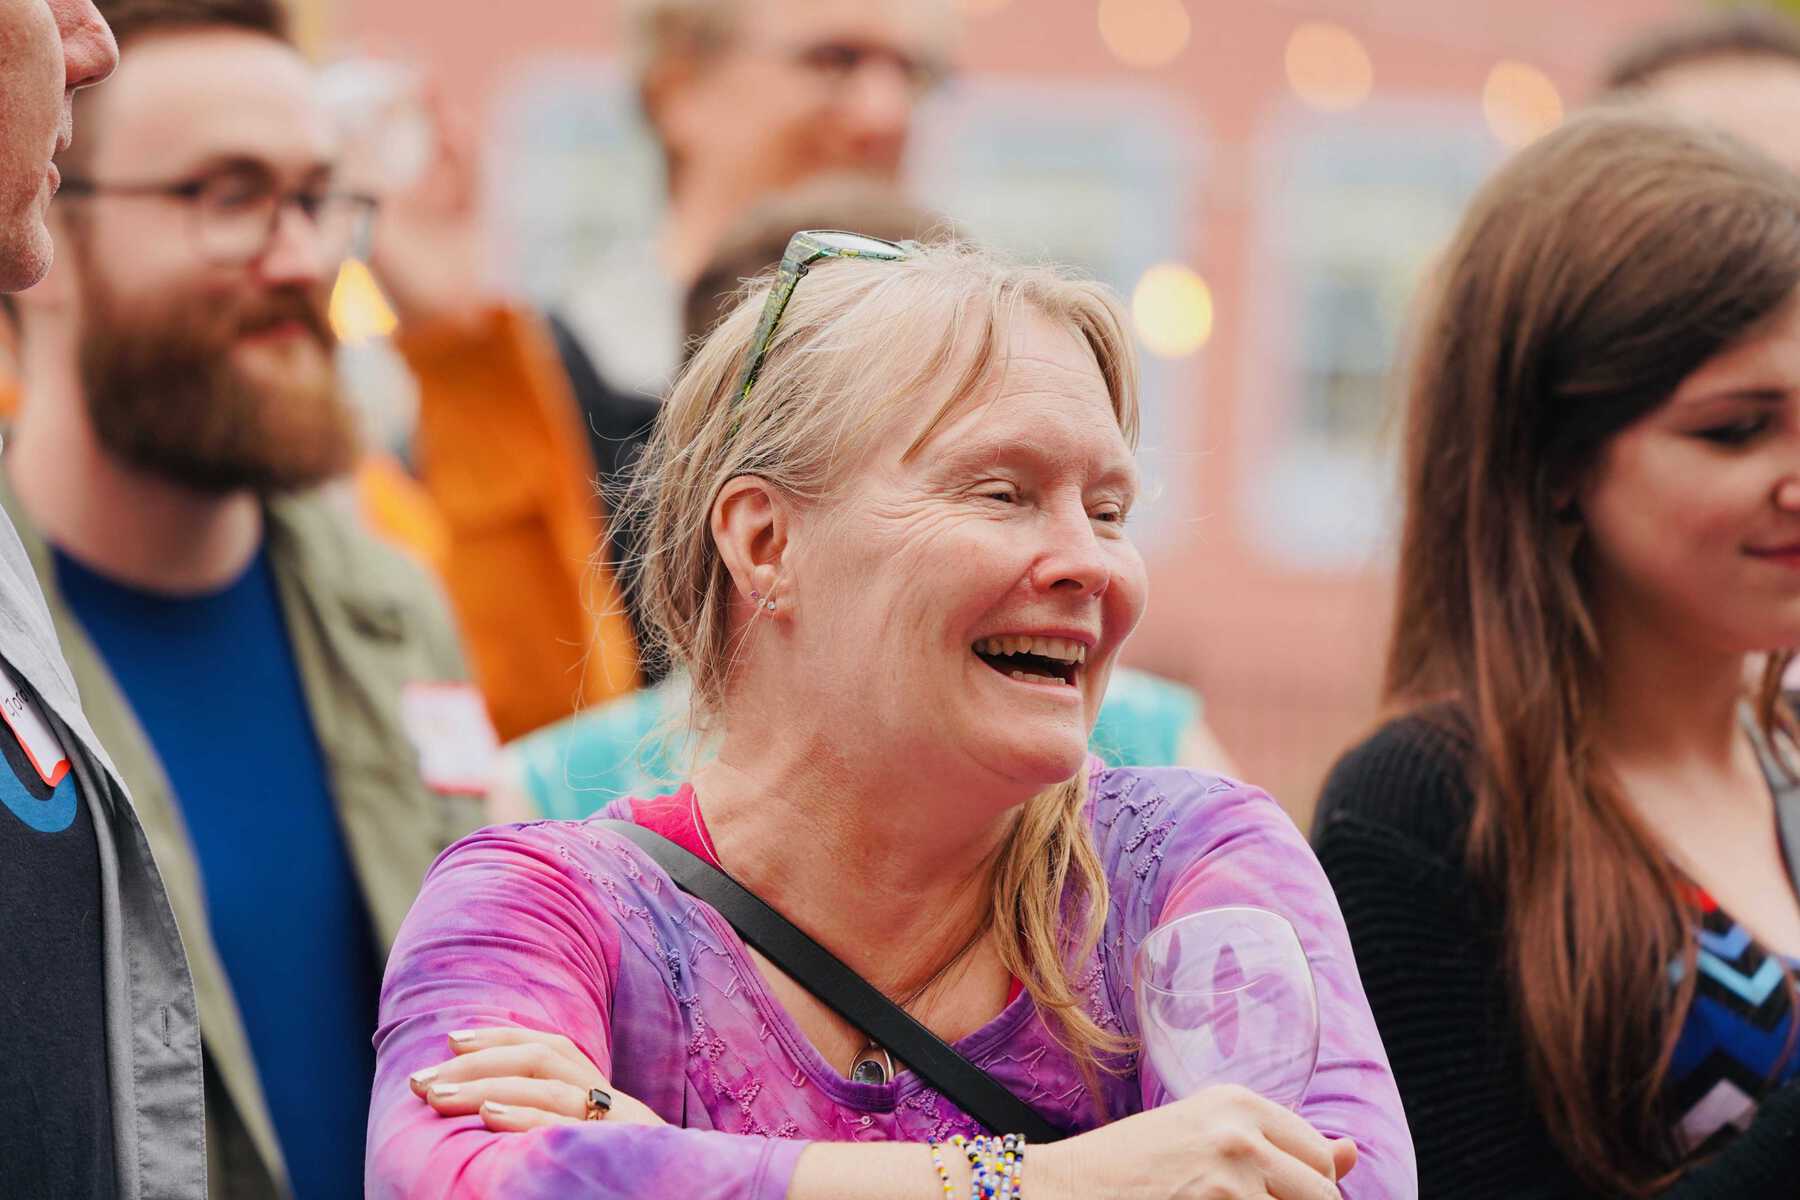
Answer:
[{"left": 928, "top": 1134, "right": 1025, "bottom": 1200}]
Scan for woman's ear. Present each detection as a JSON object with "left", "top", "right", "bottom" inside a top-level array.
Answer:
[{"left": 712, "top": 476, "right": 790, "bottom": 612}]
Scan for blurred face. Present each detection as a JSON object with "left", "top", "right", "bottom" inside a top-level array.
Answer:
[
  {"left": 659, "top": 0, "right": 952, "bottom": 202},
  {"left": 0, "top": 0, "right": 115, "bottom": 290},
  {"left": 65, "top": 29, "right": 356, "bottom": 493},
  {"left": 1639, "top": 57, "right": 1800, "bottom": 173},
  {"left": 785, "top": 313, "right": 1146, "bottom": 789},
  {"left": 1580, "top": 293, "right": 1800, "bottom": 658}
]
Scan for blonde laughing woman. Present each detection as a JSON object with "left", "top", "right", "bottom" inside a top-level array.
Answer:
[{"left": 365, "top": 235, "right": 1415, "bottom": 1199}]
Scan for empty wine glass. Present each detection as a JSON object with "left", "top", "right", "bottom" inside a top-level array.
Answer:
[{"left": 1133, "top": 905, "right": 1320, "bottom": 1108}]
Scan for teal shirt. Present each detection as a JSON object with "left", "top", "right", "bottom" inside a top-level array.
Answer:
[{"left": 508, "top": 667, "right": 1204, "bottom": 822}]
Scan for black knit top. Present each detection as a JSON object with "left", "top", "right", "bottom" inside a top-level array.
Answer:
[{"left": 1311, "top": 711, "right": 1800, "bottom": 1198}]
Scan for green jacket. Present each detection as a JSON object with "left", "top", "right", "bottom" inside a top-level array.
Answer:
[{"left": 0, "top": 480, "right": 489, "bottom": 1199}]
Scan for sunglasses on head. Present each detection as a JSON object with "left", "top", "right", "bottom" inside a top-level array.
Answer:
[{"left": 732, "top": 229, "right": 918, "bottom": 411}]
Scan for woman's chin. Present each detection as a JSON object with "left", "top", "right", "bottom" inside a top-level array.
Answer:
[{"left": 974, "top": 732, "right": 1092, "bottom": 792}]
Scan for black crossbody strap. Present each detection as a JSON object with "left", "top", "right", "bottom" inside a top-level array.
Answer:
[{"left": 597, "top": 820, "right": 1064, "bottom": 1142}]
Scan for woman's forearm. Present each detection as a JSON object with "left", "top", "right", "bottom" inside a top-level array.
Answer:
[
  {"left": 791, "top": 1140, "right": 1066, "bottom": 1200},
  {"left": 790, "top": 1143, "right": 970, "bottom": 1200}
]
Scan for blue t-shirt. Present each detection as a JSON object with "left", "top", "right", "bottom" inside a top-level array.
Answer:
[{"left": 56, "top": 544, "right": 378, "bottom": 1199}]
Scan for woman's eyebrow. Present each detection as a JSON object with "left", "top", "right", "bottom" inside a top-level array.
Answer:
[
  {"left": 1671, "top": 386, "right": 1788, "bottom": 412},
  {"left": 929, "top": 439, "right": 1011, "bottom": 472},
  {"left": 926, "top": 438, "right": 1138, "bottom": 491},
  {"left": 1092, "top": 460, "right": 1141, "bottom": 493}
]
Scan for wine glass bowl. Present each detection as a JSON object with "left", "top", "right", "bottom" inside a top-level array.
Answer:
[{"left": 1133, "top": 906, "right": 1321, "bottom": 1108}]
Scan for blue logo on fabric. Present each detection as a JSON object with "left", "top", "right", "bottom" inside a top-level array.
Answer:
[
  {"left": 0, "top": 663, "right": 78, "bottom": 834},
  {"left": 0, "top": 764, "right": 77, "bottom": 832}
]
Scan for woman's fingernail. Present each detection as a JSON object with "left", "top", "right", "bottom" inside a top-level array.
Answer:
[
  {"left": 428, "top": 1082, "right": 461, "bottom": 1100},
  {"left": 447, "top": 1030, "right": 478, "bottom": 1048},
  {"left": 409, "top": 1068, "right": 438, "bottom": 1093},
  {"left": 482, "top": 1100, "right": 510, "bottom": 1116}
]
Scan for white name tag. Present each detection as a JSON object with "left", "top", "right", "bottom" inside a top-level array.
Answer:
[
  {"left": 401, "top": 682, "right": 499, "bottom": 796},
  {"left": 0, "top": 661, "right": 72, "bottom": 788}
]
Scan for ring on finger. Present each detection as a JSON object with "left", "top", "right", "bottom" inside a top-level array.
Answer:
[{"left": 585, "top": 1086, "right": 613, "bottom": 1121}]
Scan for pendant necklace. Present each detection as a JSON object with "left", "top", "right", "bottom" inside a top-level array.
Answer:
[
  {"left": 845, "top": 924, "right": 989, "bottom": 1085},
  {"left": 849, "top": 1044, "right": 897, "bottom": 1085}
]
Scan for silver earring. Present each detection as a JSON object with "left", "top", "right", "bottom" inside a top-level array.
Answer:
[{"left": 764, "top": 598, "right": 777, "bottom": 612}]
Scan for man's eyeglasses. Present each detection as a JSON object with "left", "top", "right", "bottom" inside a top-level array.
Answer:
[
  {"left": 58, "top": 172, "right": 380, "bottom": 268},
  {"left": 734, "top": 229, "right": 915, "bottom": 410},
  {"left": 790, "top": 41, "right": 951, "bottom": 97}
]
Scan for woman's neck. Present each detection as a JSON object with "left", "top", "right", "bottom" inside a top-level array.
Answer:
[
  {"left": 691, "top": 731, "right": 1028, "bottom": 999},
  {"left": 1590, "top": 584, "right": 1750, "bottom": 770}
]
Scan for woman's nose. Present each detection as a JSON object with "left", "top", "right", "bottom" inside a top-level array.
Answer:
[{"left": 1030, "top": 507, "right": 1111, "bottom": 597}]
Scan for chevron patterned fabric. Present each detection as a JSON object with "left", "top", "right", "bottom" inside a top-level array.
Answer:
[{"left": 1668, "top": 886, "right": 1800, "bottom": 1153}]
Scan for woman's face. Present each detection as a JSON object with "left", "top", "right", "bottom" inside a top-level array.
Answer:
[
  {"left": 785, "top": 312, "right": 1147, "bottom": 790},
  {"left": 1580, "top": 294, "right": 1800, "bottom": 657}
]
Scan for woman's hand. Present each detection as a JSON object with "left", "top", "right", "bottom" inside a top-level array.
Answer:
[
  {"left": 406, "top": 1026, "right": 666, "bottom": 1132},
  {"left": 1038, "top": 1085, "right": 1357, "bottom": 1200}
]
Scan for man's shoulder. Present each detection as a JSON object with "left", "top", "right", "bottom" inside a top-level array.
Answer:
[
  {"left": 268, "top": 489, "right": 439, "bottom": 592},
  {"left": 0, "top": 481, "right": 118, "bottom": 760},
  {"left": 266, "top": 489, "right": 458, "bottom": 630},
  {"left": 265, "top": 487, "right": 471, "bottom": 693}
]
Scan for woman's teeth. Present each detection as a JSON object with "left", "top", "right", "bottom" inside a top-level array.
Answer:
[
  {"left": 972, "top": 635, "right": 1086, "bottom": 687},
  {"left": 1007, "top": 669, "right": 1072, "bottom": 686},
  {"left": 973, "top": 635, "right": 1087, "bottom": 664}
]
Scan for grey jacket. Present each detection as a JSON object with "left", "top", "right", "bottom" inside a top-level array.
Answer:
[
  {"left": 0, "top": 503, "right": 207, "bottom": 1198},
  {"left": 0, "top": 478, "right": 489, "bottom": 1199}
]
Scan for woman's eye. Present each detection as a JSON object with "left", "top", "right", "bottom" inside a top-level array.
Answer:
[
  {"left": 1092, "top": 507, "right": 1129, "bottom": 525},
  {"left": 978, "top": 488, "right": 1019, "bottom": 505},
  {"left": 1696, "top": 415, "right": 1772, "bottom": 446}
]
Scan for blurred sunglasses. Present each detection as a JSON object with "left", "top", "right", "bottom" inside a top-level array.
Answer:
[{"left": 733, "top": 229, "right": 916, "bottom": 410}]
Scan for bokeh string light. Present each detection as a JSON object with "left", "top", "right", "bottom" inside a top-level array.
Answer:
[
  {"left": 1483, "top": 60, "right": 1564, "bottom": 147},
  {"left": 1132, "top": 263, "right": 1215, "bottom": 359},
  {"left": 1284, "top": 21, "right": 1375, "bottom": 112},
  {"left": 1097, "top": 0, "right": 1192, "bottom": 70}
]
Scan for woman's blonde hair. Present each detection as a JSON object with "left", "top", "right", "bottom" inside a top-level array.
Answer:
[{"left": 626, "top": 237, "right": 1140, "bottom": 1083}]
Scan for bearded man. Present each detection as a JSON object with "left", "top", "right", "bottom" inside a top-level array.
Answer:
[{"left": 2, "top": 2, "right": 491, "bottom": 1197}]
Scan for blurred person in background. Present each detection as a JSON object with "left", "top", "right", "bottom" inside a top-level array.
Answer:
[
  {"left": 0, "top": 5, "right": 207, "bottom": 1199},
  {"left": 1599, "top": 6, "right": 1800, "bottom": 170},
  {"left": 493, "top": 178, "right": 1237, "bottom": 823},
  {"left": 354, "top": 85, "right": 646, "bottom": 739},
  {"left": 1314, "top": 111, "right": 1800, "bottom": 1198},
  {"left": 368, "top": 236, "right": 1414, "bottom": 1199},
  {"left": 2, "top": 1, "right": 490, "bottom": 1195},
  {"left": 561, "top": 0, "right": 957, "bottom": 400}
]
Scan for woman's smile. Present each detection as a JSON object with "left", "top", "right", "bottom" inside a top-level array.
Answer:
[{"left": 971, "top": 633, "right": 1088, "bottom": 688}]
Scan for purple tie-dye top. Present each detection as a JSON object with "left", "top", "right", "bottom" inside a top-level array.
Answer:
[{"left": 366, "top": 765, "right": 1417, "bottom": 1198}]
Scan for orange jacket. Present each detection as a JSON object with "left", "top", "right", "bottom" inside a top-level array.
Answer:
[{"left": 391, "top": 307, "right": 640, "bottom": 741}]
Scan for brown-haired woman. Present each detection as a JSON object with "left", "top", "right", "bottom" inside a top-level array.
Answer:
[{"left": 1313, "top": 108, "right": 1800, "bottom": 1198}]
